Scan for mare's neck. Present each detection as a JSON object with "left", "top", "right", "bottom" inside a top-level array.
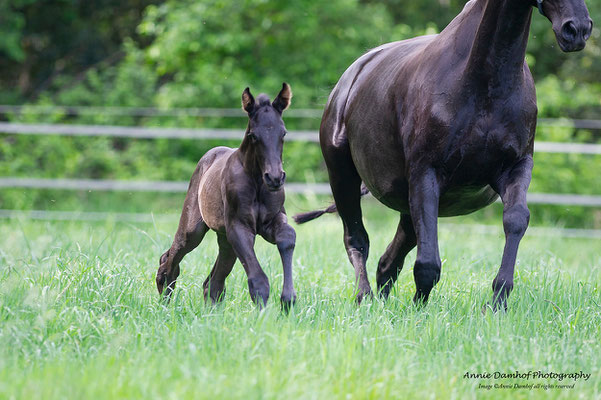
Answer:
[{"left": 463, "top": 0, "right": 533, "bottom": 93}]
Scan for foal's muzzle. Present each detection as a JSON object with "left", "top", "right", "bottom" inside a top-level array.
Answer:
[{"left": 264, "top": 171, "right": 286, "bottom": 191}]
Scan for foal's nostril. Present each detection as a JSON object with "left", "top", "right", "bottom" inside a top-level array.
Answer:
[
  {"left": 264, "top": 172, "right": 284, "bottom": 189},
  {"left": 561, "top": 21, "right": 579, "bottom": 42}
]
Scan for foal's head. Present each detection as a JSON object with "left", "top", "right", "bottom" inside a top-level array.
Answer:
[
  {"left": 241, "top": 83, "right": 292, "bottom": 191},
  {"left": 535, "top": 0, "right": 593, "bottom": 52}
]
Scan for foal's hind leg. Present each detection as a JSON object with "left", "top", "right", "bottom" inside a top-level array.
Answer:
[
  {"left": 157, "top": 214, "right": 209, "bottom": 298},
  {"left": 203, "top": 233, "right": 237, "bottom": 304},
  {"left": 322, "top": 139, "right": 371, "bottom": 303},
  {"left": 376, "top": 213, "right": 417, "bottom": 299}
]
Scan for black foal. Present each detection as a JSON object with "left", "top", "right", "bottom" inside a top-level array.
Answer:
[{"left": 156, "top": 83, "right": 296, "bottom": 309}]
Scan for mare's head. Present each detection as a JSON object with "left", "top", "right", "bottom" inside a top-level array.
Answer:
[
  {"left": 535, "top": 0, "right": 593, "bottom": 52},
  {"left": 241, "top": 83, "right": 292, "bottom": 191}
]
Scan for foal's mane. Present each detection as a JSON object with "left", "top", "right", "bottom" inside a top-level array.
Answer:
[{"left": 256, "top": 94, "right": 272, "bottom": 108}]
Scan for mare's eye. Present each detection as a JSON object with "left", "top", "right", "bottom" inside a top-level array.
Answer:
[
  {"left": 282, "top": 131, "right": 287, "bottom": 138},
  {"left": 248, "top": 132, "right": 258, "bottom": 143}
]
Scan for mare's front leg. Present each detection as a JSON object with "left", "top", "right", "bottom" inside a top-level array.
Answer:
[
  {"left": 490, "top": 156, "right": 533, "bottom": 311},
  {"left": 261, "top": 212, "right": 297, "bottom": 310},
  {"left": 409, "top": 169, "right": 442, "bottom": 305}
]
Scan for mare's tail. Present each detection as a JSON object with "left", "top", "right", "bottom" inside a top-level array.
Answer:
[{"left": 293, "top": 185, "right": 370, "bottom": 224}]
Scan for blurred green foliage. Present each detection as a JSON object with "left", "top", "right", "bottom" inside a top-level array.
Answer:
[{"left": 0, "top": 0, "right": 600, "bottom": 226}]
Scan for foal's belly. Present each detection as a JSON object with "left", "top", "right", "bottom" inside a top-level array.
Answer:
[{"left": 198, "top": 154, "right": 231, "bottom": 231}]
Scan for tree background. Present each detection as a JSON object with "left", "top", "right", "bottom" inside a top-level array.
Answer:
[{"left": 1, "top": 0, "right": 600, "bottom": 226}]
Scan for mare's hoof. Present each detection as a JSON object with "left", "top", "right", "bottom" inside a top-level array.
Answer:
[
  {"left": 412, "top": 291, "right": 431, "bottom": 307},
  {"left": 377, "top": 284, "right": 393, "bottom": 300}
]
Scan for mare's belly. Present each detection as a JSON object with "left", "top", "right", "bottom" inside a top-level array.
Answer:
[
  {"left": 438, "top": 185, "right": 499, "bottom": 216},
  {"left": 366, "top": 178, "right": 498, "bottom": 217}
]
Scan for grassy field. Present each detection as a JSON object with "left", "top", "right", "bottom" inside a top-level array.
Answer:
[{"left": 0, "top": 200, "right": 600, "bottom": 399}]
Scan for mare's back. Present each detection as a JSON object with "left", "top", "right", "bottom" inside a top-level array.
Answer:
[{"left": 323, "top": 35, "right": 436, "bottom": 138}]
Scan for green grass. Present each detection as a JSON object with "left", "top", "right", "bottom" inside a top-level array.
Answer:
[
  {"left": 3, "top": 189, "right": 601, "bottom": 229},
  {"left": 0, "top": 202, "right": 600, "bottom": 399}
]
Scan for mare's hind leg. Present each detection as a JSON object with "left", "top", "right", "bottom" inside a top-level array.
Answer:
[
  {"left": 157, "top": 211, "right": 209, "bottom": 298},
  {"left": 203, "top": 233, "right": 237, "bottom": 304},
  {"left": 376, "top": 213, "right": 417, "bottom": 299},
  {"left": 322, "top": 138, "right": 371, "bottom": 303}
]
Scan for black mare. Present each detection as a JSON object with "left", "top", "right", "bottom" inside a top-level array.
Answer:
[{"left": 295, "top": 0, "right": 593, "bottom": 310}]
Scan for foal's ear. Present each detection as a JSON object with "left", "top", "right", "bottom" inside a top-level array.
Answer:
[
  {"left": 272, "top": 82, "right": 292, "bottom": 114},
  {"left": 242, "top": 87, "right": 255, "bottom": 114}
]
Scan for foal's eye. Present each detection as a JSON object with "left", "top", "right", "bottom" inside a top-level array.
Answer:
[
  {"left": 282, "top": 131, "right": 287, "bottom": 138},
  {"left": 248, "top": 132, "right": 258, "bottom": 143}
]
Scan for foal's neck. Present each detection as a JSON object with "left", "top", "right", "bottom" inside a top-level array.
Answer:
[
  {"left": 238, "top": 135, "right": 263, "bottom": 183},
  {"left": 464, "top": 0, "right": 533, "bottom": 94}
]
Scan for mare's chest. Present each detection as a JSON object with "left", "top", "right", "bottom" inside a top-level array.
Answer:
[{"left": 420, "top": 96, "right": 536, "bottom": 182}]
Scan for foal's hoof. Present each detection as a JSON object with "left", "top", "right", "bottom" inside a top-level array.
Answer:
[
  {"left": 356, "top": 288, "right": 373, "bottom": 304},
  {"left": 248, "top": 279, "right": 270, "bottom": 309},
  {"left": 481, "top": 300, "right": 508, "bottom": 315},
  {"left": 204, "top": 289, "right": 226, "bottom": 305},
  {"left": 280, "top": 292, "right": 297, "bottom": 313},
  {"left": 250, "top": 288, "right": 270, "bottom": 309},
  {"left": 156, "top": 273, "right": 166, "bottom": 295}
]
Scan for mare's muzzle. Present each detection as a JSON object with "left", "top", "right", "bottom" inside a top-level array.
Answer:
[{"left": 559, "top": 18, "right": 593, "bottom": 51}]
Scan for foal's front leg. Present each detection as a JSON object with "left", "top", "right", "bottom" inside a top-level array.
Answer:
[
  {"left": 490, "top": 156, "right": 533, "bottom": 311},
  {"left": 262, "top": 213, "right": 297, "bottom": 310},
  {"left": 226, "top": 222, "right": 270, "bottom": 307}
]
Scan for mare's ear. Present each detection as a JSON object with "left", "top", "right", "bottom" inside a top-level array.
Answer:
[
  {"left": 242, "top": 87, "right": 255, "bottom": 114},
  {"left": 272, "top": 82, "right": 292, "bottom": 114}
]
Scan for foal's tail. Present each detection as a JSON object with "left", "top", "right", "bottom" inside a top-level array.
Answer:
[{"left": 293, "top": 184, "right": 370, "bottom": 224}]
